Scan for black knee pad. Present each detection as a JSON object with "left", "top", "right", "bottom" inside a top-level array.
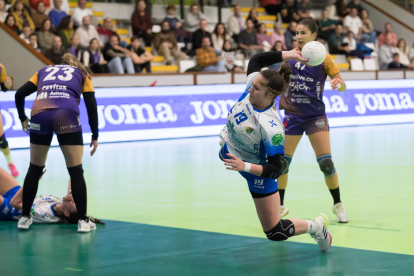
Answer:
[
  {"left": 27, "top": 163, "right": 45, "bottom": 178},
  {"left": 264, "top": 219, "right": 295, "bottom": 241},
  {"left": 0, "top": 134, "right": 8, "bottom": 149},
  {"left": 281, "top": 155, "right": 292, "bottom": 175},
  {"left": 317, "top": 154, "right": 336, "bottom": 178},
  {"left": 67, "top": 164, "right": 84, "bottom": 177}
]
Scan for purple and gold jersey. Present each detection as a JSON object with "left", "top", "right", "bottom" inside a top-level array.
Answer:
[
  {"left": 0, "top": 64, "right": 7, "bottom": 84},
  {"left": 280, "top": 48, "right": 340, "bottom": 116},
  {"left": 29, "top": 65, "right": 94, "bottom": 117}
]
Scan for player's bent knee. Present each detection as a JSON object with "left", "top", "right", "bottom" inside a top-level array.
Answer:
[
  {"left": 281, "top": 154, "right": 292, "bottom": 175},
  {"left": 67, "top": 164, "right": 84, "bottom": 177},
  {"left": 264, "top": 219, "right": 295, "bottom": 241},
  {"left": 0, "top": 134, "right": 8, "bottom": 149},
  {"left": 317, "top": 154, "right": 336, "bottom": 178}
]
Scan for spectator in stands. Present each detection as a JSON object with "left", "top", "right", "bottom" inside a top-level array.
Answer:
[
  {"left": 318, "top": 9, "right": 337, "bottom": 41},
  {"left": 71, "top": 0, "right": 92, "bottom": 28},
  {"left": 269, "top": 23, "right": 286, "bottom": 49},
  {"left": 196, "top": 36, "right": 226, "bottom": 72},
  {"left": 4, "top": 14, "right": 19, "bottom": 34},
  {"left": 227, "top": 5, "right": 246, "bottom": 42},
  {"left": 19, "top": 23, "right": 31, "bottom": 43},
  {"left": 256, "top": 23, "right": 270, "bottom": 51},
  {"left": 103, "top": 34, "right": 135, "bottom": 74},
  {"left": 296, "top": 0, "right": 311, "bottom": 20},
  {"left": 247, "top": 8, "right": 260, "bottom": 30},
  {"left": 291, "top": 39, "right": 298, "bottom": 49},
  {"left": 184, "top": 3, "right": 206, "bottom": 32},
  {"left": 50, "top": 0, "right": 69, "bottom": 14},
  {"left": 31, "top": 1, "right": 49, "bottom": 31},
  {"left": 388, "top": 53, "right": 413, "bottom": 69},
  {"left": 212, "top": 23, "right": 230, "bottom": 53},
  {"left": 192, "top": 19, "right": 213, "bottom": 53},
  {"left": 131, "top": 0, "right": 153, "bottom": 47},
  {"left": 284, "top": 21, "right": 297, "bottom": 50},
  {"left": 49, "top": 0, "right": 67, "bottom": 28},
  {"left": 29, "top": 33, "right": 40, "bottom": 51},
  {"left": 238, "top": 18, "right": 262, "bottom": 58},
  {"left": 10, "top": 0, "right": 35, "bottom": 32},
  {"left": 396, "top": 39, "right": 410, "bottom": 66},
  {"left": 347, "top": 0, "right": 363, "bottom": 16},
  {"left": 127, "top": 35, "right": 153, "bottom": 73},
  {"left": 343, "top": 31, "right": 364, "bottom": 60},
  {"left": 29, "top": 0, "right": 50, "bottom": 10},
  {"left": 67, "top": 33, "right": 82, "bottom": 61},
  {"left": 360, "top": 10, "right": 376, "bottom": 44},
  {"left": 0, "top": 0, "right": 8, "bottom": 23},
  {"left": 164, "top": 5, "right": 191, "bottom": 44},
  {"left": 378, "top": 23, "right": 397, "bottom": 47},
  {"left": 97, "top": 17, "right": 127, "bottom": 47},
  {"left": 328, "top": 24, "right": 349, "bottom": 55},
  {"left": 259, "top": 0, "right": 282, "bottom": 17},
  {"left": 344, "top": 8, "right": 368, "bottom": 42},
  {"left": 221, "top": 40, "right": 242, "bottom": 72},
  {"left": 268, "top": 40, "right": 283, "bottom": 70},
  {"left": 379, "top": 33, "right": 397, "bottom": 69},
  {"left": 38, "top": 18, "right": 54, "bottom": 53},
  {"left": 44, "top": 36, "right": 65, "bottom": 64},
  {"left": 280, "top": 0, "right": 300, "bottom": 23},
  {"left": 409, "top": 42, "right": 414, "bottom": 61},
  {"left": 410, "top": 57, "right": 414, "bottom": 68},
  {"left": 57, "top": 15, "right": 73, "bottom": 49},
  {"left": 154, "top": 21, "right": 186, "bottom": 66},
  {"left": 335, "top": 0, "right": 349, "bottom": 21},
  {"left": 76, "top": 15, "right": 102, "bottom": 49},
  {"left": 83, "top": 38, "right": 109, "bottom": 73}
]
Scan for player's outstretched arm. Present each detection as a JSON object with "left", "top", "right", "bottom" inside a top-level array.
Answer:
[
  {"left": 83, "top": 92, "right": 99, "bottom": 156},
  {"left": 247, "top": 51, "right": 309, "bottom": 76}
]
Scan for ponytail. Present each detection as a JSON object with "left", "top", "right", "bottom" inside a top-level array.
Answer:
[{"left": 260, "top": 63, "right": 292, "bottom": 98}]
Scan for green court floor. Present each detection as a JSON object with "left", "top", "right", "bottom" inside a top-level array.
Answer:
[{"left": 1, "top": 123, "right": 414, "bottom": 275}]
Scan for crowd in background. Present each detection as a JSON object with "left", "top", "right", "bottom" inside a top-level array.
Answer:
[{"left": 1, "top": 0, "right": 414, "bottom": 74}]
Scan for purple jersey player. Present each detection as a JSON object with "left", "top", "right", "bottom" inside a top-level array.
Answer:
[
  {"left": 14, "top": 53, "right": 99, "bottom": 232},
  {"left": 278, "top": 18, "right": 349, "bottom": 223}
]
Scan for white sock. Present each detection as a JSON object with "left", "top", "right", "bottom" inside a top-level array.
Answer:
[
  {"left": 4, "top": 154, "right": 12, "bottom": 164},
  {"left": 306, "top": 220, "right": 319, "bottom": 235}
]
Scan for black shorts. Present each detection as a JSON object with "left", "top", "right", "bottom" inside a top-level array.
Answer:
[
  {"left": 249, "top": 189, "right": 279, "bottom": 199},
  {"left": 30, "top": 131, "right": 83, "bottom": 146}
]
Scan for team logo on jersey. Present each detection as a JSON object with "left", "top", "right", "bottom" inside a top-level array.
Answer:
[
  {"left": 30, "top": 123, "right": 40, "bottom": 131},
  {"left": 227, "top": 121, "right": 235, "bottom": 134},
  {"left": 271, "top": 134, "right": 284, "bottom": 146},
  {"left": 315, "top": 119, "right": 326, "bottom": 128},
  {"left": 283, "top": 120, "right": 288, "bottom": 128},
  {"left": 246, "top": 126, "right": 254, "bottom": 134},
  {"left": 269, "top": 120, "right": 277, "bottom": 127}
]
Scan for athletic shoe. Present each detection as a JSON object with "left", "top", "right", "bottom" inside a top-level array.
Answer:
[
  {"left": 280, "top": 205, "right": 289, "bottom": 218},
  {"left": 8, "top": 163, "right": 19, "bottom": 178},
  {"left": 78, "top": 217, "right": 97, "bottom": 233},
  {"left": 311, "top": 213, "right": 332, "bottom": 252},
  {"left": 332, "top": 203, "right": 349, "bottom": 223},
  {"left": 18, "top": 216, "right": 33, "bottom": 230}
]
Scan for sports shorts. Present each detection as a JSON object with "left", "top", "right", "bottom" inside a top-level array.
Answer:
[
  {"left": 283, "top": 112, "right": 329, "bottom": 136},
  {"left": 0, "top": 186, "right": 22, "bottom": 221}
]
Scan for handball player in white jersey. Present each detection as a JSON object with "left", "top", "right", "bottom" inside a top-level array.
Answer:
[{"left": 219, "top": 51, "right": 332, "bottom": 251}]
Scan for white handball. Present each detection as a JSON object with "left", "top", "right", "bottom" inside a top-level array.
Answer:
[{"left": 302, "top": 41, "right": 326, "bottom": 66}]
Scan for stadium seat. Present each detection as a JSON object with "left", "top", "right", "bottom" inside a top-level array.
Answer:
[
  {"left": 350, "top": 59, "right": 364, "bottom": 71},
  {"left": 179, "top": 60, "right": 196, "bottom": 73},
  {"left": 363, "top": 59, "right": 378, "bottom": 70}
]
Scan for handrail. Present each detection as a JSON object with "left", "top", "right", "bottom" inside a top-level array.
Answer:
[
  {"left": 389, "top": 0, "right": 414, "bottom": 15},
  {"left": 0, "top": 21, "right": 53, "bottom": 66},
  {"left": 361, "top": 0, "right": 414, "bottom": 33}
]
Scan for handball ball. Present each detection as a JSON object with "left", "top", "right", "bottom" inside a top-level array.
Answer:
[{"left": 302, "top": 41, "right": 326, "bottom": 66}]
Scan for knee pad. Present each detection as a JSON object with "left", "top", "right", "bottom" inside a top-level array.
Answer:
[
  {"left": 0, "top": 134, "right": 8, "bottom": 149},
  {"left": 265, "top": 219, "right": 295, "bottom": 241},
  {"left": 281, "top": 154, "right": 292, "bottom": 175},
  {"left": 317, "top": 154, "right": 336, "bottom": 178},
  {"left": 67, "top": 164, "right": 84, "bottom": 177},
  {"left": 27, "top": 163, "right": 45, "bottom": 178}
]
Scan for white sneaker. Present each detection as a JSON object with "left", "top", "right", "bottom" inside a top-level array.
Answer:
[
  {"left": 332, "top": 203, "right": 349, "bottom": 223},
  {"left": 311, "top": 213, "right": 332, "bottom": 252},
  {"left": 280, "top": 205, "right": 289, "bottom": 218},
  {"left": 18, "top": 216, "right": 33, "bottom": 230},
  {"left": 78, "top": 217, "right": 97, "bottom": 233}
]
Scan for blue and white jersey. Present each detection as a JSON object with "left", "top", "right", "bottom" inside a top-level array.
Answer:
[
  {"left": 31, "top": 195, "right": 62, "bottom": 223},
  {"left": 220, "top": 72, "right": 285, "bottom": 164}
]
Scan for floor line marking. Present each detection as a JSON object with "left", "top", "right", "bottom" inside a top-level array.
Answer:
[{"left": 64, "top": 268, "right": 83, "bottom": 272}]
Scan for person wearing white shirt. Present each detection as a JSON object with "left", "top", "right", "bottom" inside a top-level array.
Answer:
[
  {"left": 343, "top": 8, "right": 369, "bottom": 42},
  {"left": 227, "top": 5, "right": 246, "bottom": 40},
  {"left": 71, "top": 0, "right": 93, "bottom": 28},
  {"left": 379, "top": 33, "right": 398, "bottom": 69},
  {"left": 19, "top": 24, "right": 32, "bottom": 44},
  {"left": 75, "top": 15, "right": 103, "bottom": 48},
  {"left": 0, "top": 0, "right": 8, "bottom": 23}
]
